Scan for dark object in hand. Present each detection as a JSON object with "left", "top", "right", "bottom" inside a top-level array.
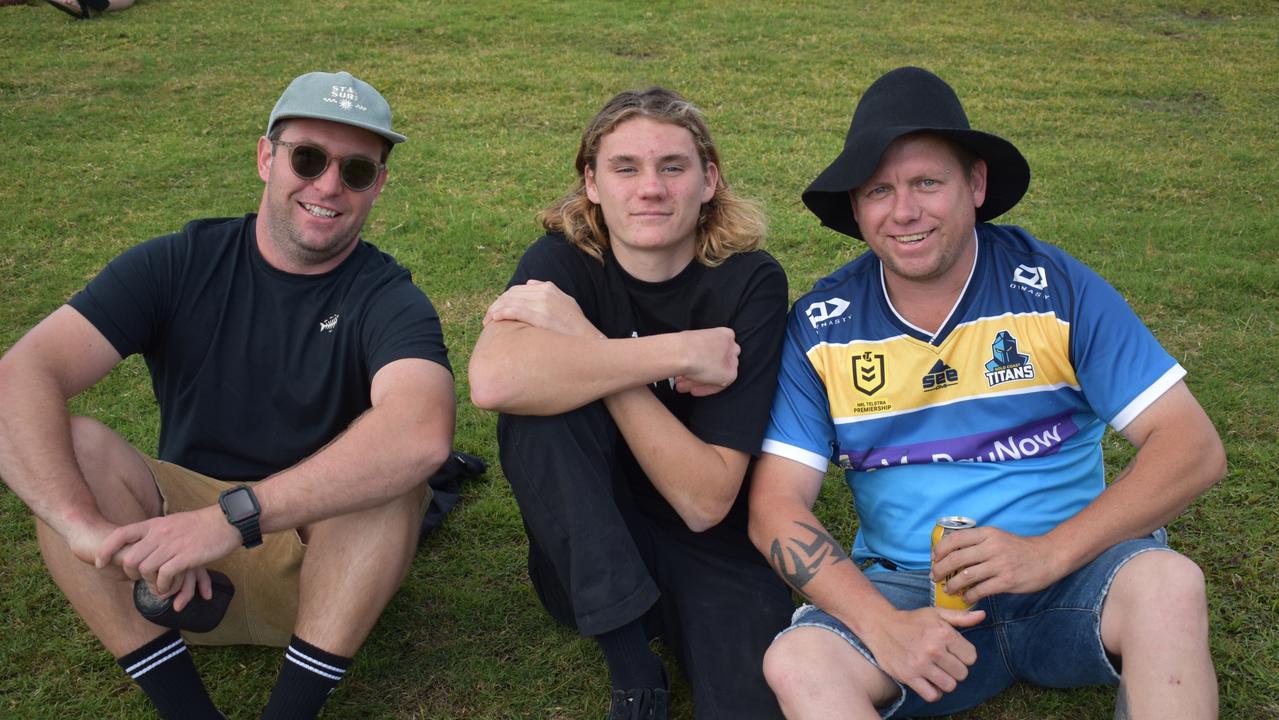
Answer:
[{"left": 133, "top": 571, "right": 235, "bottom": 633}]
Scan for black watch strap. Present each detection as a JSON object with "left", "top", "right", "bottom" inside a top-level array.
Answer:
[
  {"left": 233, "top": 513, "right": 263, "bottom": 549},
  {"left": 218, "top": 486, "right": 263, "bottom": 549}
]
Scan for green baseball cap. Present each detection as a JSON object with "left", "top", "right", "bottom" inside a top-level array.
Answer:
[{"left": 267, "top": 70, "right": 407, "bottom": 145}]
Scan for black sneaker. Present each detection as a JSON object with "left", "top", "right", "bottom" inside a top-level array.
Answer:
[{"left": 606, "top": 687, "right": 669, "bottom": 720}]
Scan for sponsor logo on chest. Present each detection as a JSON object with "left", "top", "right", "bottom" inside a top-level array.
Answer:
[{"left": 921, "top": 359, "right": 959, "bottom": 391}]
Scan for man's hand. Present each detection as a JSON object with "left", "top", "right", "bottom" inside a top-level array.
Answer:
[
  {"left": 860, "top": 606, "right": 986, "bottom": 702},
  {"left": 96, "top": 505, "right": 240, "bottom": 602},
  {"left": 672, "top": 374, "right": 729, "bottom": 397},
  {"left": 675, "top": 327, "right": 739, "bottom": 392},
  {"left": 931, "top": 526, "right": 1061, "bottom": 603},
  {"left": 60, "top": 518, "right": 131, "bottom": 582},
  {"left": 482, "top": 280, "right": 602, "bottom": 338}
]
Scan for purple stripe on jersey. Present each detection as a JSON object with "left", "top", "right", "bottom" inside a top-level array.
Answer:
[{"left": 839, "top": 411, "right": 1080, "bottom": 472}]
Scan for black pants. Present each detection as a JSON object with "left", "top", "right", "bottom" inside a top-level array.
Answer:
[{"left": 499, "top": 402, "right": 793, "bottom": 720}]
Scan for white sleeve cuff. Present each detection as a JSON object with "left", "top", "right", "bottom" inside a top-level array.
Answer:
[
  {"left": 761, "top": 439, "right": 830, "bottom": 472},
  {"left": 1111, "top": 364, "right": 1186, "bottom": 431}
]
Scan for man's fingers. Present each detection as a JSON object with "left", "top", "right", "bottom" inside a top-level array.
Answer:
[
  {"left": 171, "top": 570, "right": 197, "bottom": 613},
  {"left": 949, "top": 635, "right": 980, "bottom": 666},
  {"left": 154, "top": 564, "right": 177, "bottom": 598},
  {"left": 95, "top": 524, "right": 144, "bottom": 568},
  {"left": 905, "top": 675, "right": 943, "bottom": 703},
  {"left": 197, "top": 567, "right": 213, "bottom": 601},
  {"left": 924, "top": 663, "right": 960, "bottom": 694},
  {"left": 935, "top": 647, "right": 972, "bottom": 683},
  {"left": 938, "top": 607, "right": 986, "bottom": 629},
  {"left": 945, "top": 563, "right": 984, "bottom": 595}
]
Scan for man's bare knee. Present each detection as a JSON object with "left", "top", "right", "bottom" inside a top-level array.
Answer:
[
  {"left": 303, "top": 481, "right": 428, "bottom": 553},
  {"left": 67, "top": 416, "right": 160, "bottom": 519},
  {"left": 1103, "top": 551, "right": 1209, "bottom": 655},
  {"left": 764, "top": 627, "right": 894, "bottom": 716},
  {"left": 763, "top": 633, "right": 813, "bottom": 700}
]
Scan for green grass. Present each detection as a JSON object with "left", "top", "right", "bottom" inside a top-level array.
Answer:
[{"left": 2, "top": 0, "right": 1277, "bottom": 717}]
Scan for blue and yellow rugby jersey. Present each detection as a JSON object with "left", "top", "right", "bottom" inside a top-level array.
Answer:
[{"left": 761, "top": 223, "right": 1185, "bottom": 570}]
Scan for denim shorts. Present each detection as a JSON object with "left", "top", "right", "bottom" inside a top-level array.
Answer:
[{"left": 776, "top": 530, "right": 1171, "bottom": 718}]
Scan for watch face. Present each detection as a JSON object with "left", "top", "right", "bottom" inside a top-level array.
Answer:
[{"left": 222, "top": 488, "right": 257, "bottom": 521}]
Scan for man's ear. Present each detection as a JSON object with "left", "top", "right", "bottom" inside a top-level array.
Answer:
[
  {"left": 368, "top": 166, "right": 389, "bottom": 201},
  {"left": 701, "top": 161, "right": 719, "bottom": 203},
  {"left": 256, "top": 136, "right": 273, "bottom": 184},
  {"left": 584, "top": 166, "right": 600, "bottom": 204},
  {"left": 970, "top": 158, "right": 988, "bottom": 210}
]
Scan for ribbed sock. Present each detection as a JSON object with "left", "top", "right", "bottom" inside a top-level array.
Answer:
[
  {"left": 260, "top": 635, "right": 352, "bottom": 720},
  {"left": 595, "top": 620, "right": 666, "bottom": 691},
  {"left": 115, "top": 629, "right": 222, "bottom": 720}
]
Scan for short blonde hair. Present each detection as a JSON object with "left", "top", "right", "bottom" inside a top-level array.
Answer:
[{"left": 539, "top": 87, "right": 767, "bottom": 267}]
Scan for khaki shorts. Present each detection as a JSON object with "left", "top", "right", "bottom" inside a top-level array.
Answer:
[{"left": 143, "top": 457, "right": 303, "bottom": 648}]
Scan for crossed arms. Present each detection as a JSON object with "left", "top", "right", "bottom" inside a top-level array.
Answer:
[{"left": 468, "top": 279, "right": 751, "bottom": 532}]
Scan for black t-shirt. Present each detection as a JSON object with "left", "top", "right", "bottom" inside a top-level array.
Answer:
[
  {"left": 68, "top": 214, "right": 451, "bottom": 483},
  {"left": 506, "top": 233, "right": 788, "bottom": 539}
]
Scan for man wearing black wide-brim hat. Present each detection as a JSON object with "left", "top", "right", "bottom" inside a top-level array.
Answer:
[{"left": 747, "top": 67, "right": 1224, "bottom": 718}]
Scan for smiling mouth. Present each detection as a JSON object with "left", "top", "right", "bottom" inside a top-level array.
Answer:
[
  {"left": 301, "top": 202, "right": 339, "bottom": 219},
  {"left": 891, "top": 231, "right": 929, "bottom": 244}
]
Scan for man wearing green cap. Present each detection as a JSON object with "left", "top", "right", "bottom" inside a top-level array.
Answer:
[
  {"left": 748, "top": 67, "right": 1224, "bottom": 718},
  {"left": 0, "top": 71, "right": 454, "bottom": 719}
]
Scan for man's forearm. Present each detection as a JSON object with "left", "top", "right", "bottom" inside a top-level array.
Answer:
[
  {"left": 750, "top": 501, "right": 899, "bottom": 637},
  {"left": 604, "top": 387, "right": 744, "bottom": 532},
  {"left": 0, "top": 358, "right": 104, "bottom": 537},
  {"left": 253, "top": 362, "right": 455, "bottom": 533},
  {"left": 766, "top": 518, "right": 852, "bottom": 595},
  {"left": 0, "top": 308, "right": 123, "bottom": 537},
  {"left": 1044, "top": 384, "right": 1225, "bottom": 579},
  {"left": 470, "top": 322, "right": 695, "bottom": 415}
]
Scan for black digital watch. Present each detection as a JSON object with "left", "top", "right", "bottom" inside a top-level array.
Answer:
[{"left": 218, "top": 485, "right": 262, "bottom": 549}]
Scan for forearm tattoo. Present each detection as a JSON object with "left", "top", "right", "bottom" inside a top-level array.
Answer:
[{"left": 769, "top": 521, "right": 849, "bottom": 592}]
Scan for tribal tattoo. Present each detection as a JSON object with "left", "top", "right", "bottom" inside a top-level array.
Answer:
[{"left": 769, "top": 521, "right": 849, "bottom": 593}]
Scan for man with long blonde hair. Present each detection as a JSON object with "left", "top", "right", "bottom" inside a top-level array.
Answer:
[{"left": 471, "top": 87, "right": 793, "bottom": 719}]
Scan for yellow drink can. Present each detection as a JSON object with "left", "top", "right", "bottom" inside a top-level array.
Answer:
[{"left": 931, "top": 516, "right": 977, "bottom": 610}]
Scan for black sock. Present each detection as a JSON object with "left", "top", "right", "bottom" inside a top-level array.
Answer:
[
  {"left": 260, "top": 635, "right": 352, "bottom": 720},
  {"left": 116, "top": 629, "right": 222, "bottom": 720},
  {"left": 594, "top": 620, "right": 666, "bottom": 691}
]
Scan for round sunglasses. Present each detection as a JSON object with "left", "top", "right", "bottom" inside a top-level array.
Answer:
[{"left": 270, "top": 140, "right": 385, "bottom": 192}]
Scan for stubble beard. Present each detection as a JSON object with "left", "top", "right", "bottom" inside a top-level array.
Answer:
[{"left": 264, "top": 190, "right": 361, "bottom": 270}]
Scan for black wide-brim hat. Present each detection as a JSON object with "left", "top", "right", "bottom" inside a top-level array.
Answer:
[{"left": 802, "top": 66, "right": 1030, "bottom": 240}]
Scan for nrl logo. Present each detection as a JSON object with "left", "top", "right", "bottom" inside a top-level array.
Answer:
[
  {"left": 852, "top": 351, "right": 885, "bottom": 396},
  {"left": 324, "top": 85, "right": 368, "bottom": 113},
  {"left": 319, "top": 314, "right": 340, "bottom": 333}
]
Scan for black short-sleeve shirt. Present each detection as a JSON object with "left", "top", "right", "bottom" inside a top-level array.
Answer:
[{"left": 68, "top": 214, "right": 451, "bottom": 482}]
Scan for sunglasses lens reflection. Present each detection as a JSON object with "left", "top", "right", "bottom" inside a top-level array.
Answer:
[
  {"left": 289, "top": 145, "right": 329, "bottom": 179},
  {"left": 341, "top": 158, "right": 379, "bottom": 191}
]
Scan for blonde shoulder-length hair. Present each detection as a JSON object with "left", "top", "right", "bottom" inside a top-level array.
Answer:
[{"left": 538, "top": 87, "right": 767, "bottom": 267}]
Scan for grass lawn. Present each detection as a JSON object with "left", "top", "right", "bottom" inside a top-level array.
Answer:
[{"left": 1, "top": 0, "right": 1276, "bottom": 717}]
